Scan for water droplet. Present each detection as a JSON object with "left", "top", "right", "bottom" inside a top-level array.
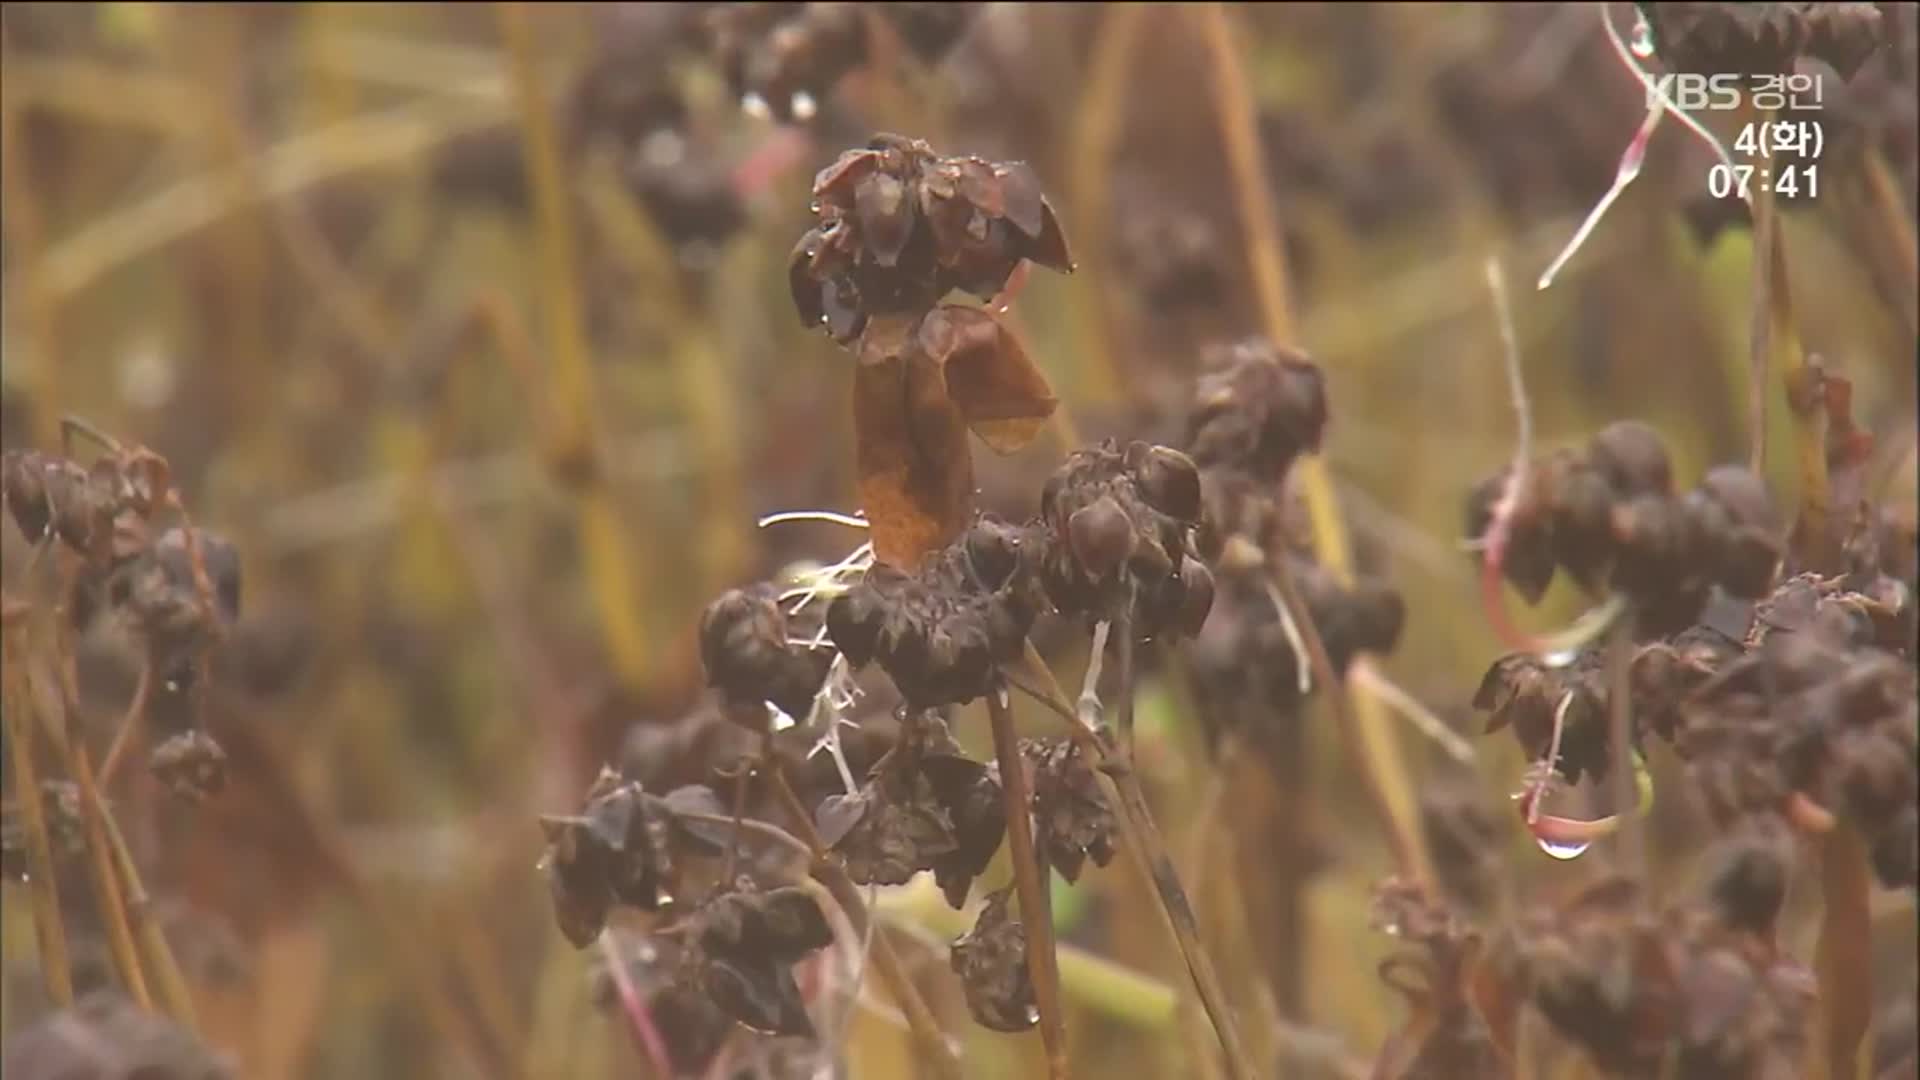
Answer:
[
  {"left": 768, "top": 704, "right": 798, "bottom": 732},
  {"left": 1024, "top": 1005, "right": 1041, "bottom": 1024},
  {"left": 1537, "top": 836, "right": 1592, "bottom": 860},
  {"left": 741, "top": 92, "right": 771, "bottom": 120},
  {"left": 1383, "top": 924, "right": 1402, "bottom": 937},
  {"left": 791, "top": 90, "right": 817, "bottom": 121},
  {"left": 1542, "top": 648, "right": 1578, "bottom": 669},
  {"left": 1629, "top": 14, "right": 1656, "bottom": 59}
]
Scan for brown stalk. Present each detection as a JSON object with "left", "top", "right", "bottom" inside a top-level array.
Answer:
[
  {"left": 1815, "top": 826, "right": 1873, "bottom": 1080},
  {"left": 1, "top": 627, "right": 75, "bottom": 1006},
  {"left": 765, "top": 766, "right": 963, "bottom": 1080},
  {"left": 95, "top": 792, "right": 200, "bottom": 1029},
  {"left": 1013, "top": 635, "right": 1255, "bottom": 1079},
  {"left": 1194, "top": 0, "right": 1432, "bottom": 890},
  {"left": 1266, "top": 559, "right": 1433, "bottom": 887},
  {"left": 96, "top": 657, "right": 154, "bottom": 788},
  {"left": 988, "top": 690, "right": 1071, "bottom": 1078},
  {"left": 66, "top": 729, "right": 155, "bottom": 1010}
]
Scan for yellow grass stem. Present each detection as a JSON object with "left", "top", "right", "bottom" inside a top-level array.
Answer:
[
  {"left": 497, "top": 2, "right": 654, "bottom": 690},
  {"left": 1195, "top": 1, "right": 1433, "bottom": 891}
]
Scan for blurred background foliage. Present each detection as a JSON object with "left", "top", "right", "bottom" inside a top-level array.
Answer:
[{"left": 1, "top": 3, "right": 1915, "bottom": 1078}]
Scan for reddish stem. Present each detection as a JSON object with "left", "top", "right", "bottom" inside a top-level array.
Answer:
[{"left": 599, "top": 933, "right": 673, "bottom": 1077}]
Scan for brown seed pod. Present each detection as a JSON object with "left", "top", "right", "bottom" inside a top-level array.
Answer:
[
  {"left": 697, "top": 885, "right": 834, "bottom": 1037},
  {"left": 541, "top": 769, "right": 697, "bottom": 947},
  {"left": 1023, "top": 737, "right": 1115, "bottom": 882},
  {"left": 699, "top": 584, "right": 835, "bottom": 725},
  {"left": 1185, "top": 338, "right": 1329, "bottom": 479},
  {"left": 950, "top": 886, "right": 1038, "bottom": 1033},
  {"left": 1038, "top": 440, "right": 1212, "bottom": 639},
  {"left": 790, "top": 133, "right": 1072, "bottom": 345},
  {"left": 826, "top": 516, "right": 1041, "bottom": 708},
  {"left": 148, "top": 730, "right": 229, "bottom": 804}
]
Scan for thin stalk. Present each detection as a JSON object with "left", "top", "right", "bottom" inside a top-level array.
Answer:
[
  {"left": 1268, "top": 558, "right": 1435, "bottom": 888},
  {"left": 1604, "top": 617, "right": 1641, "bottom": 880},
  {"left": 764, "top": 769, "right": 962, "bottom": 1080},
  {"left": 1195, "top": 0, "right": 1431, "bottom": 890},
  {"left": 97, "top": 658, "right": 153, "bottom": 787},
  {"left": 1748, "top": 106, "right": 1779, "bottom": 475},
  {"left": 1815, "top": 826, "right": 1873, "bottom": 1080},
  {"left": 988, "top": 690, "right": 1070, "bottom": 1078},
  {"left": 598, "top": 931, "right": 672, "bottom": 1078},
  {"left": 1015, "top": 635, "right": 1255, "bottom": 1079},
  {"left": 496, "top": 1, "right": 653, "bottom": 691},
  {"left": 1, "top": 635, "right": 74, "bottom": 1006},
  {"left": 95, "top": 789, "right": 199, "bottom": 1027},
  {"left": 67, "top": 740, "right": 153, "bottom": 1010}
]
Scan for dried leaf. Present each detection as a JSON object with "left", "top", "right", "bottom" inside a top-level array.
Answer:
[
  {"left": 919, "top": 306, "right": 1057, "bottom": 455},
  {"left": 854, "top": 352, "right": 974, "bottom": 570}
]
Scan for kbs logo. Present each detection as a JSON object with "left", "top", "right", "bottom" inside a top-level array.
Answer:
[{"left": 1645, "top": 73, "right": 1743, "bottom": 111}]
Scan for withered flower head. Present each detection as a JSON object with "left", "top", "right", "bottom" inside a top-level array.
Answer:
[
  {"left": 826, "top": 516, "right": 1040, "bottom": 708},
  {"left": 1638, "top": 1, "right": 1885, "bottom": 80},
  {"left": 697, "top": 884, "right": 834, "bottom": 1037},
  {"left": 1464, "top": 419, "right": 1780, "bottom": 630},
  {"left": 699, "top": 584, "right": 835, "bottom": 726},
  {"left": 816, "top": 713, "right": 1005, "bottom": 907},
  {"left": 1505, "top": 874, "right": 1815, "bottom": 1078},
  {"left": 541, "top": 770, "right": 725, "bottom": 947},
  {"left": 1186, "top": 339, "right": 1328, "bottom": 479},
  {"left": 1187, "top": 541, "right": 1404, "bottom": 728},
  {"left": 1037, "top": 440, "right": 1214, "bottom": 638},
  {"left": 708, "top": 2, "right": 868, "bottom": 124},
  {"left": 950, "top": 886, "right": 1038, "bottom": 1032},
  {"left": 790, "top": 133, "right": 1072, "bottom": 343},
  {"left": 1023, "top": 736, "right": 1116, "bottom": 882},
  {"left": 148, "top": 730, "right": 229, "bottom": 804},
  {"left": 1473, "top": 651, "right": 1614, "bottom": 783},
  {"left": 114, "top": 527, "right": 243, "bottom": 668},
  {"left": 2, "top": 781, "right": 87, "bottom": 881}
]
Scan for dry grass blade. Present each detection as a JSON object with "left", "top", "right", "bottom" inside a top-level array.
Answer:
[
  {"left": 1603, "top": 617, "right": 1641, "bottom": 879},
  {"left": 1815, "top": 826, "right": 1873, "bottom": 1080},
  {"left": 988, "top": 690, "right": 1071, "bottom": 1079},
  {"left": 0, "top": 630, "right": 75, "bottom": 1007}
]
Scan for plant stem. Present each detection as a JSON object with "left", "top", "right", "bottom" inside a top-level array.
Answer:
[
  {"left": 1859, "top": 145, "right": 1918, "bottom": 336},
  {"left": 1018, "top": 636, "right": 1255, "bottom": 1079},
  {"left": 988, "top": 690, "right": 1070, "bottom": 1078},
  {"left": 68, "top": 740, "right": 153, "bottom": 1010},
  {"left": 1815, "top": 826, "right": 1873, "bottom": 1080},
  {"left": 1268, "top": 558, "right": 1436, "bottom": 888},
  {"left": 95, "top": 786, "right": 200, "bottom": 1028},
  {"left": 97, "top": 658, "right": 153, "bottom": 788},
  {"left": 764, "top": 769, "right": 962, "bottom": 1080},
  {"left": 1196, "top": 0, "right": 1432, "bottom": 893},
  {"left": 1, "top": 633, "right": 74, "bottom": 1007},
  {"left": 1604, "top": 616, "right": 1641, "bottom": 880}
]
